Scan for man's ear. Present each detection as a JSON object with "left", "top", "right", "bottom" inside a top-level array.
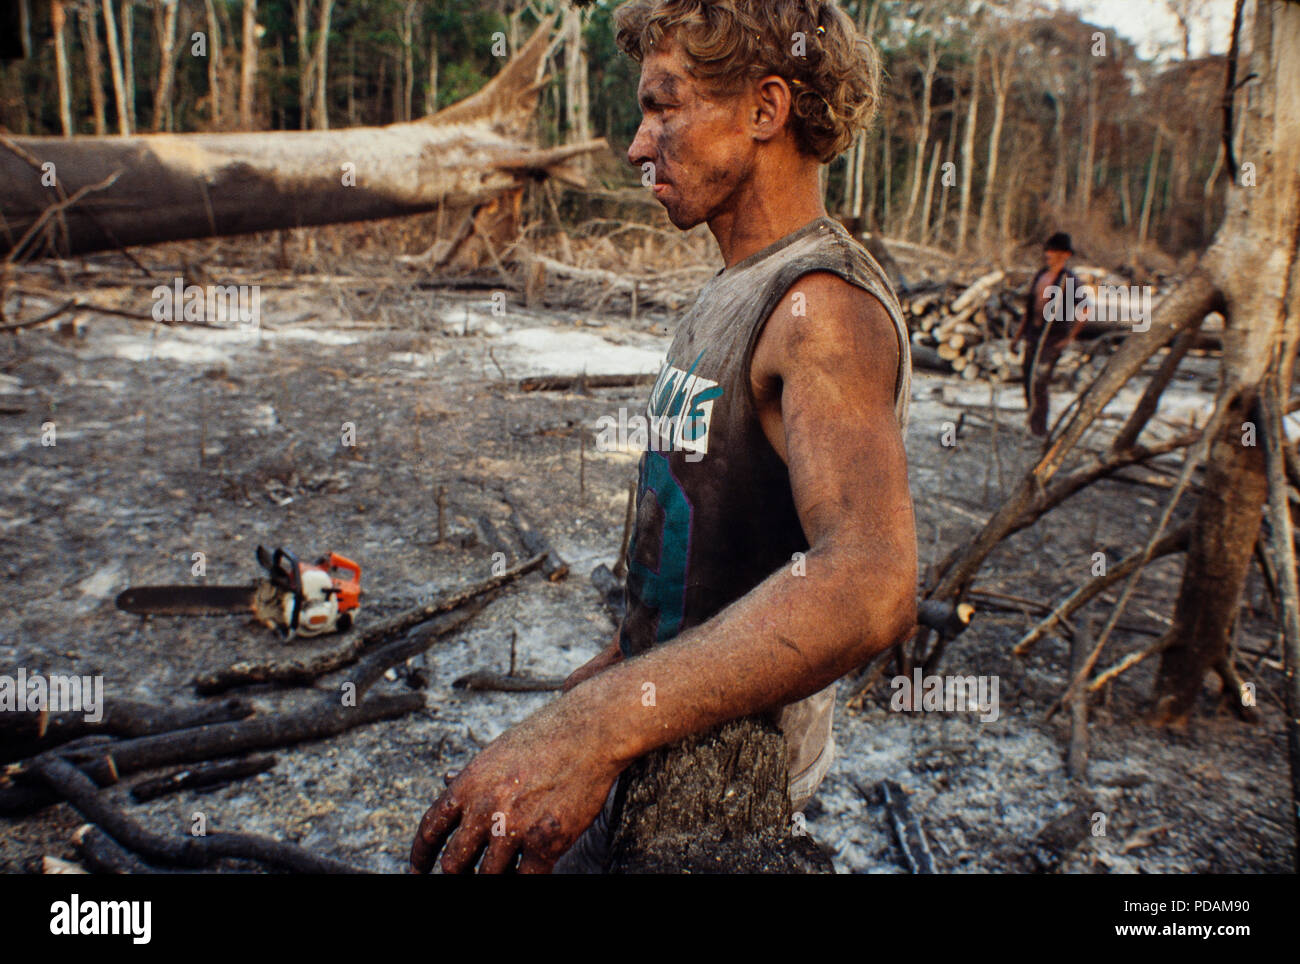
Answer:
[{"left": 750, "top": 74, "right": 793, "bottom": 144}]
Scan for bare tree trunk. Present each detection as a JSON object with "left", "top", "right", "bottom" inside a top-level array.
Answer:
[
  {"left": 564, "top": 5, "right": 592, "bottom": 175},
  {"left": 150, "top": 0, "right": 179, "bottom": 133},
  {"left": 936, "top": 93, "right": 958, "bottom": 246},
  {"left": 841, "top": 136, "right": 857, "bottom": 217},
  {"left": 14, "top": 0, "right": 33, "bottom": 59},
  {"left": 1119, "top": 135, "right": 1132, "bottom": 226},
  {"left": 1154, "top": 0, "right": 1300, "bottom": 724},
  {"left": 79, "top": 3, "right": 108, "bottom": 136},
  {"left": 844, "top": 0, "right": 869, "bottom": 222},
  {"left": 864, "top": 129, "right": 877, "bottom": 228},
  {"left": 998, "top": 130, "right": 1017, "bottom": 246},
  {"left": 311, "top": 0, "right": 334, "bottom": 131},
  {"left": 120, "top": 0, "right": 135, "bottom": 132},
  {"left": 202, "top": 0, "right": 223, "bottom": 128},
  {"left": 956, "top": 50, "right": 980, "bottom": 253},
  {"left": 400, "top": 1, "right": 416, "bottom": 123},
  {"left": 1078, "top": 71, "right": 1098, "bottom": 212},
  {"left": 1152, "top": 398, "right": 1268, "bottom": 722},
  {"left": 1261, "top": 376, "right": 1300, "bottom": 872},
  {"left": 102, "top": 0, "right": 131, "bottom": 134},
  {"left": 1050, "top": 92, "right": 1067, "bottom": 209},
  {"left": 52, "top": 1, "right": 74, "bottom": 137},
  {"left": 901, "top": 36, "right": 936, "bottom": 239},
  {"left": 977, "top": 48, "right": 1011, "bottom": 248},
  {"left": 855, "top": 128, "right": 872, "bottom": 222},
  {"left": 295, "top": 0, "right": 311, "bottom": 129},
  {"left": 425, "top": 35, "right": 439, "bottom": 116},
  {"left": 920, "top": 136, "right": 942, "bottom": 246},
  {"left": 239, "top": 0, "right": 257, "bottom": 130},
  {"left": 881, "top": 120, "right": 892, "bottom": 233},
  {"left": 1138, "top": 127, "right": 1164, "bottom": 246}
]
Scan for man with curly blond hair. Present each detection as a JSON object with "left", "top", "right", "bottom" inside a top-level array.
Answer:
[{"left": 412, "top": 0, "right": 916, "bottom": 874}]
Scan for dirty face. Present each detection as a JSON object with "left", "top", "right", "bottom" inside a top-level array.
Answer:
[
  {"left": 1045, "top": 248, "right": 1071, "bottom": 273},
  {"left": 626, "top": 43, "right": 757, "bottom": 230}
]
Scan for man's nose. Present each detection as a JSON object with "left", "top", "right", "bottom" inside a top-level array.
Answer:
[{"left": 627, "top": 120, "right": 655, "bottom": 169}]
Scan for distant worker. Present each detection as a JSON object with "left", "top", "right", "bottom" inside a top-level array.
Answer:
[{"left": 1011, "top": 232, "right": 1088, "bottom": 437}]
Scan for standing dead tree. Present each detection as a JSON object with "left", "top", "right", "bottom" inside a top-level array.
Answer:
[{"left": 905, "top": 0, "right": 1300, "bottom": 855}]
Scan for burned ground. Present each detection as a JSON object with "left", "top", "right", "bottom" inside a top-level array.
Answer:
[{"left": 0, "top": 244, "right": 1291, "bottom": 873}]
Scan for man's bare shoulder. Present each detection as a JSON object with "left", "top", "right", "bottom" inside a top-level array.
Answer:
[{"left": 753, "top": 270, "right": 900, "bottom": 404}]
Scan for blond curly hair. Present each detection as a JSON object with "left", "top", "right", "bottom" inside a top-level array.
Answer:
[{"left": 613, "top": 0, "right": 880, "bottom": 163}]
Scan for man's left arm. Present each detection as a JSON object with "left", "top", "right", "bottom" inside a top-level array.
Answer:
[{"left": 410, "top": 274, "right": 917, "bottom": 874}]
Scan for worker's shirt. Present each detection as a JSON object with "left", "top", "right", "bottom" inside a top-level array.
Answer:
[
  {"left": 619, "top": 216, "right": 911, "bottom": 805},
  {"left": 1024, "top": 266, "right": 1080, "bottom": 346}
]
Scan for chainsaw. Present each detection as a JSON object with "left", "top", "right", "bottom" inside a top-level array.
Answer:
[{"left": 115, "top": 546, "right": 362, "bottom": 639}]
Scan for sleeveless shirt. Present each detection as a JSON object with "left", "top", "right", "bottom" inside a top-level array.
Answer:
[{"left": 619, "top": 215, "right": 911, "bottom": 803}]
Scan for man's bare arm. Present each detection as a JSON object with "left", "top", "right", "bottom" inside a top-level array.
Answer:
[
  {"left": 573, "top": 272, "right": 918, "bottom": 750},
  {"left": 411, "top": 273, "right": 916, "bottom": 873}
]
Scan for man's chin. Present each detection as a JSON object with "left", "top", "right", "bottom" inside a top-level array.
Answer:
[{"left": 661, "top": 203, "right": 704, "bottom": 231}]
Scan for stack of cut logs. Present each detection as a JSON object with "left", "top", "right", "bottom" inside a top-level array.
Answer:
[{"left": 905, "top": 270, "right": 1027, "bottom": 382}]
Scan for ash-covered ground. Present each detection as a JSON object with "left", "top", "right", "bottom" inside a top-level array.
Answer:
[{"left": 1, "top": 254, "right": 1292, "bottom": 873}]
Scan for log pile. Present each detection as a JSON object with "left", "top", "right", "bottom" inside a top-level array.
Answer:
[{"left": 903, "top": 270, "right": 1025, "bottom": 382}]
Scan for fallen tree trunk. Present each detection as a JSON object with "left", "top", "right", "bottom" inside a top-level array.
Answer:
[{"left": 0, "top": 15, "right": 604, "bottom": 261}]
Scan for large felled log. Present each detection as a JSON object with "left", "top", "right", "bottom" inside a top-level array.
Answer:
[
  {"left": 607, "top": 717, "right": 833, "bottom": 874},
  {"left": 0, "top": 15, "right": 605, "bottom": 260}
]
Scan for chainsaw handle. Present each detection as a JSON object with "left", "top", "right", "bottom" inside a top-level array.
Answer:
[
  {"left": 271, "top": 547, "right": 303, "bottom": 594},
  {"left": 327, "top": 553, "right": 361, "bottom": 584}
]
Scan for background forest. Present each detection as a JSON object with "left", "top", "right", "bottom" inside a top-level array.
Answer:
[{"left": 0, "top": 0, "right": 1234, "bottom": 269}]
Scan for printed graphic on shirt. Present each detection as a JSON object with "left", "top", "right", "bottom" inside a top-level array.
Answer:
[
  {"left": 645, "top": 351, "right": 724, "bottom": 457},
  {"left": 623, "top": 450, "right": 693, "bottom": 652}
]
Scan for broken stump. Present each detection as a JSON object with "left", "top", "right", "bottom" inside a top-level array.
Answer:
[{"left": 607, "top": 716, "right": 833, "bottom": 874}]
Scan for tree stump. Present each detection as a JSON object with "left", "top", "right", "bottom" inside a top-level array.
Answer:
[{"left": 607, "top": 716, "right": 833, "bottom": 874}]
